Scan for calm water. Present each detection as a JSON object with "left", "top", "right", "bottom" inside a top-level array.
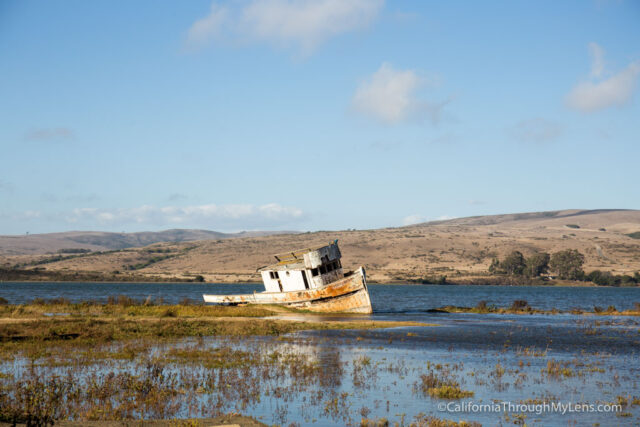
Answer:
[
  {"left": 2, "top": 281, "right": 640, "bottom": 425},
  {"left": 2, "top": 282, "right": 640, "bottom": 312}
]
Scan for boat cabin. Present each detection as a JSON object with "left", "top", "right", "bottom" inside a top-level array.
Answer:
[{"left": 259, "top": 240, "right": 344, "bottom": 293}]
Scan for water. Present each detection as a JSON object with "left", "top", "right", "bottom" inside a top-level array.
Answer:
[
  {"left": 2, "top": 282, "right": 640, "bottom": 425},
  {"left": 2, "top": 282, "right": 640, "bottom": 312},
  {"left": 4, "top": 315, "right": 639, "bottom": 425}
]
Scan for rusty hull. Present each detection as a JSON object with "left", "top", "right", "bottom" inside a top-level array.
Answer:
[{"left": 203, "top": 267, "right": 372, "bottom": 314}]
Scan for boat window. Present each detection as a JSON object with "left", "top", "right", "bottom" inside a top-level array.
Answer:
[
  {"left": 336, "top": 259, "right": 342, "bottom": 269},
  {"left": 311, "top": 268, "right": 318, "bottom": 276},
  {"left": 327, "top": 263, "right": 334, "bottom": 272},
  {"left": 301, "top": 271, "right": 309, "bottom": 289},
  {"left": 319, "top": 265, "right": 326, "bottom": 274}
]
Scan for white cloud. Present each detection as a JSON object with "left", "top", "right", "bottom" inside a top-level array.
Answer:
[
  {"left": 352, "top": 63, "right": 449, "bottom": 124},
  {"left": 510, "top": 118, "right": 563, "bottom": 143},
  {"left": 186, "top": 0, "right": 383, "bottom": 54},
  {"left": 63, "top": 203, "right": 304, "bottom": 229},
  {"left": 402, "top": 214, "right": 428, "bottom": 226},
  {"left": 402, "top": 214, "right": 454, "bottom": 226},
  {"left": 566, "top": 43, "right": 640, "bottom": 112},
  {"left": 186, "top": 3, "right": 228, "bottom": 48}
]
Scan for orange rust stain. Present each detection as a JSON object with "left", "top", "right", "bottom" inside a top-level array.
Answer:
[{"left": 211, "top": 269, "right": 372, "bottom": 313}]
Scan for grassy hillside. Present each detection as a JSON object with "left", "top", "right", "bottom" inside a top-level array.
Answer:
[
  {"left": 1, "top": 209, "right": 639, "bottom": 283},
  {"left": 0, "top": 229, "right": 296, "bottom": 255}
]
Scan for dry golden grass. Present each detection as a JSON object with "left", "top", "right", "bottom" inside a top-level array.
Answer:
[{"left": 2, "top": 209, "right": 639, "bottom": 283}]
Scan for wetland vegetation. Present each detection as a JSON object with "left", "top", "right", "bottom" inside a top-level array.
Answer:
[
  {"left": 432, "top": 299, "right": 640, "bottom": 316},
  {"left": 1, "top": 296, "right": 640, "bottom": 425}
]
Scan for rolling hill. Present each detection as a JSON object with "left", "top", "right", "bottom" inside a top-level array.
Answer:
[
  {"left": 0, "top": 229, "right": 295, "bottom": 255},
  {"left": 2, "top": 209, "right": 639, "bottom": 283}
]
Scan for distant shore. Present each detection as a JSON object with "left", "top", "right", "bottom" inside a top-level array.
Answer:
[{"left": 2, "top": 269, "right": 638, "bottom": 288}]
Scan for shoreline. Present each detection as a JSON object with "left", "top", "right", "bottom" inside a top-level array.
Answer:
[
  {"left": 1, "top": 278, "right": 634, "bottom": 288},
  {"left": 0, "top": 302, "right": 430, "bottom": 351}
]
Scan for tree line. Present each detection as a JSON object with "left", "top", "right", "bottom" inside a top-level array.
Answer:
[{"left": 489, "top": 249, "right": 640, "bottom": 286}]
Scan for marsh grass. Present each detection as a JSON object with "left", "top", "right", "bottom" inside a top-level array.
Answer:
[
  {"left": 410, "top": 414, "right": 481, "bottom": 426},
  {"left": 162, "top": 346, "right": 254, "bottom": 369},
  {"left": 0, "top": 336, "right": 349, "bottom": 424},
  {"left": 437, "top": 300, "right": 640, "bottom": 316},
  {"left": 417, "top": 370, "right": 474, "bottom": 400},
  {"left": 1, "top": 298, "right": 637, "bottom": 425},
  {"left": 361, "top": 414, "right": 480, "bottom": 427},
  {"left": 0, "top": 316, "right": 394, "bottom": 364},
  {"left": 543, "top": 359, "right": 574, "bottom": 379},
  {"left": 0, "top": 299, "right": 274, "bottom": 319}
]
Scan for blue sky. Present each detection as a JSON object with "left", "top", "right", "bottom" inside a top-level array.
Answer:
[{"left": 1, "top": 0, "right": 639, "bottom": 235}]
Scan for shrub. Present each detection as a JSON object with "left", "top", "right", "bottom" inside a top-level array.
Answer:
[
  {"left": 488, "top": 258, "right": 502, "bottom": 274},
  {"left": 501, "top": 251, "right": 526, "bottom": 275},
  {"left": 550, "top": 250, "right": 584, "bottom": 280},
  {"left": 587, "top": 270, "right": 615, "bottom": 286},
  {"left": 511, "top": 300, "right": 529, "bottom": 310},
  {"left": 586, "top": 270, "right": 638, "bottom": 286},
  {"left": 57, "top": 248, "right": 91, "bottom": 254},
  {"left": 419, "top": 275, "right": 447, "bottom": 285},
  {"left": 620, "top": 275, "right": 636, "bottom": 286},
  {"left": 565, "top": 224, "right": 580, "bottom": 229},
  {"left": 525, "top": 252, "right": 550, "bottom": 277}
]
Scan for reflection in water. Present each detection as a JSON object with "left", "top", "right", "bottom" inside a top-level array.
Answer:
[{"left": 2, "top": 314, "right": 639, "bottom": 425}]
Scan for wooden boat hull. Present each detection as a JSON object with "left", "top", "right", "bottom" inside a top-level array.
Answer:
[{"left": 203, "top": 267, "right": 372, "bottom": 314}]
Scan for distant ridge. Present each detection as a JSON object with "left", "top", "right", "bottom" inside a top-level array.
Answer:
[
  {"left": 1, "top": 209, "right": 639, "bottom": 282},
  {"left": 0, "top": 229, "right": 298, "bottom": 255},
  {"left": 414, "top": 209, "right": 635, "bottom": 227}
]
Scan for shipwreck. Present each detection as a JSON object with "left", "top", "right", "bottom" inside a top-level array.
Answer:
[{"left": 202, "top": 240, "right": 372, "bottom": 314}]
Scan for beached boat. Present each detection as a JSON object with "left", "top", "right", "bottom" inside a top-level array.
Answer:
[{"left": 202, "top": 240, "right": 372, "bottom": 314}]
